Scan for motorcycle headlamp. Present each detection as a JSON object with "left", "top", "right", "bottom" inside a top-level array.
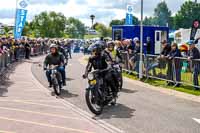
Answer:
[{"left": 88, "top": 73, "right": 94, "bottom": 80}]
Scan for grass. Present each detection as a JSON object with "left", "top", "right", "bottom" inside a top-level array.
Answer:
[
  {"left": 84, "top": 34, "right": 100, "bottom": 39},
  {"left": 123, "top": 72, "right": 200, "bottom": 96}
]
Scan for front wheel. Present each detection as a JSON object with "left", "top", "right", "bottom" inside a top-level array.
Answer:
[
  {"left": 52, "top": 78, "right": 61, "bottom": 96},
  {"left": 85, "top": 89, "right": 103, "bottom": 115}
]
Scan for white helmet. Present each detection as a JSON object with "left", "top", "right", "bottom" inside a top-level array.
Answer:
[
  {"left": 50, "top": 44, "right": 58, "bottom": 49},
  {"left": 133, "top": 37, "right": 139, "bottom": 42}
]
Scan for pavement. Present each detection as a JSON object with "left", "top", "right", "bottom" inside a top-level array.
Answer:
[{"left": 0, "top": 57, "right": 121, "bottom": 133}]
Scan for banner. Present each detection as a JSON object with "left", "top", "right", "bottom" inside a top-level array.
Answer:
[
  {"left": 190, "top": 19, "right": 200, "bottom": 40},
  {"left": 14, "top": 0, "right": 29, "bottom": 39},
  {"left": 125, "top": 5, "right": 133, "bottom": 25}
]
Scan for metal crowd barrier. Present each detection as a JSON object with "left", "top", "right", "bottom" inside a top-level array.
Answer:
[
  {"left": 120, "top": 52, "right": 200, "bottom": 89},
  {"left": 0, "top": 52, "right": 12, "bottom": 74},
  {"left": 31, "top": 44, "right": 49, "bottom": 56},
  {"left": 0, "top": 44, "right": 49, "bottom": 78}
]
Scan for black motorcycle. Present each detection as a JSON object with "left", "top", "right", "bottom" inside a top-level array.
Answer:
[
  {"left": 112, "top": 63, "right": 123, "bottom": 91},
  {"left": 48, "top": 65, "right": 62, "bottom": 96},
  {"left": 84, "top": 69, "right": 117, "bottom": 115}
]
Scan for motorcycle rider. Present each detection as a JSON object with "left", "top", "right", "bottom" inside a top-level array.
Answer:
[
  {"left": 83, "top": 43, "right": 118, "bottom": 98},
  {"left": 103, "top": 41, "right": 122, "bottom": 91},
  {"left": 57, "top": 41, "right": 68, "bottom": 66},
  {"left": 44, "top": 44, "right": 66, "bottom": 88}
]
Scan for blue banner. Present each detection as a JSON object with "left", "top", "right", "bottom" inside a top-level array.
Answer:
[
  {"left": 14, "top": 0, "right": 29, "bottom": 39},
  {"left": 14, "top": 9, "right": 27, "bottom": 39},
  {"left": 125, "top": 5, "right": 133, "bottom": 25},
  {"left": 125, "top": 13, "right": 133, "bottom": 25}
]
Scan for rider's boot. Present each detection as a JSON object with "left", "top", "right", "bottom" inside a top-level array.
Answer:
[{"left": 48, "top": 82, "right": 52, "bottom": 88}]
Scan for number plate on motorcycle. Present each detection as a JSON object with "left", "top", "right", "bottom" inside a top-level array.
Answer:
[{"left": 90, "top": 80, "right": 97, "bottom": 85}]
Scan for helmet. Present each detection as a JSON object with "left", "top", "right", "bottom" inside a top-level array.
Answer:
[
  {"left": 107, "top": 41, "right": 115, "bottom": 48},
  {"left": 50, "top": 44, "right": 58, "bottom": 49},
  {"left": 133, "top": 37, "right": 139, "bottom": 42},
  {"left": 187, "top": 40, "right": 195, "bottom": 45},
  {"left": 89, "top": 43, "right": 102, "bottom": 54}
]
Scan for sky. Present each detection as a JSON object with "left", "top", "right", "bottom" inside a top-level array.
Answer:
[{"left": 0, "top": 0, "right": 190, "bottom": 26}]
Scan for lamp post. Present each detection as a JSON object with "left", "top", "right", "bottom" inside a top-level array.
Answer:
[
  {"left": 90, "top": 15, "right": 95, "bottom": 29},
  {"left": 139, "top": 0, "right": 143, "bottom": 79}
]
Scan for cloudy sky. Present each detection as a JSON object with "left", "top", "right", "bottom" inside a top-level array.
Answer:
[{"left": 0, "top": 0, "right": 189, "bottom": 26}]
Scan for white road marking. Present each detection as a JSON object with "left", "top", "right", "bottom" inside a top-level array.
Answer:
[
  {"left": 0, "top": 106, "right": 86, "bottom": 121},
  {"left": 193, "top": 118, "right": 200, "bottom": 124},
  {"left": 0, "top": 116, "right": 93, "bottom": 133}
]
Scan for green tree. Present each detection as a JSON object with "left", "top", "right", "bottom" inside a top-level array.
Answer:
[
  {"left": 109, "top": 19, "right": 124, "bottom": 27},
  {"left": 173, "top": 1, "right": 200, "bottom": 29},
  {"left": 95, "top": 23, "right": 111, "bottom": 37},
  {"left": 154, "top": 1, "right": 171, "bottom": 26},
  {"left": 32, "top": 11, "right": 66, "bottom": 38},
  {"left": 65, "top": 17, "right": 86, "bottom": 39},
  {"left": 143, "top": 16, "right": 157, "bottom": 26}
]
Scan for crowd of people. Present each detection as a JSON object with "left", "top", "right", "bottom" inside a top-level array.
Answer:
[
  {"left": 0, "top": 36, "right": 73, "bottom": 71},
  {"left": 84, "top": 37, "right": 200, "bottom": 90}
]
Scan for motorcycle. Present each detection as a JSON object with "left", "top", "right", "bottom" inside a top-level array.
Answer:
[
  {"left": 48, "top": 65, "right": 62, "bottom": 96},
  {"left": 84, "top": 69, "right": 117, "bottom": 115},
  {"left": 112, "top": 63, "right": 123, "bottom": 91}
]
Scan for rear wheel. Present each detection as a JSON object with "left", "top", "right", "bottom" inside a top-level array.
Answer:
[
  {"left": 118, "top": 73, "right": 123, "bottom": 91},
  {"left": 85, "top": 89, "right": 103, "bottom": 115}
]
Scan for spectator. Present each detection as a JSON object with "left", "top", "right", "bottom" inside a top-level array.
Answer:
[
  {"left": 147, "top": 40, "right": 171, "bottom": 76},
  {"left": 167, "top": 42, "right": 182, "bottom": 86},
  {"left": 0, "top": 40, "right": 4, "bottom": 55},
  {"left": 145, "top": 37, "right": 151, "bottom": 55},
  {"left": 188, "top": 40, "right": 200, "bottom": 90},
  {"left": 129, "top": 40, "right": 140, "bottom": 74},
  {"left": 24, "top": 40, "right": 31, "bottom": 59}
]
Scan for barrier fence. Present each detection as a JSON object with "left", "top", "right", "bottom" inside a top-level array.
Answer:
[
  {"left": 120, "top": 51, "right": 200, "bottom": 89},
  {"left": 0, "top": 45, "right": 48, "bottom": 78}
]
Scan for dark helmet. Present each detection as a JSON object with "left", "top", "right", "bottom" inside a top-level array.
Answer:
[{"left": 90, "top": 43, "right": 102, "bottom": 55}]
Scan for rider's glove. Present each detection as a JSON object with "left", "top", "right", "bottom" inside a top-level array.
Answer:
[{"left": 82, "top": 74, "right": 87, "bottom": 79}]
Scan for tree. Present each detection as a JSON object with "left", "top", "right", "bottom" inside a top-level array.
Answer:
[
  {"left": 94, "top": 23, "right": 111, "bottom": 37},
  {"left": 154, "top": 1, "right": 171, "bottom": 26},
  {"left": 65, "top": 17, "right": 86, "bottom": 39},
  {"left": 173, "top": 1, "right": 200, "bottom": 29},
  {"left": 109, "top": 19, "right": 124, "bottom": 27},
  {"left": 32, "top": 11, "right": 66, "bottom": 38},
  {"left": 143, "top": 16, "right": 157, "bottom": 26}
]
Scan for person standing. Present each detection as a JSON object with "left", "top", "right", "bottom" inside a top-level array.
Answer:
[
  {"left": 188, "top": 40, "right": 200, "bottom": 90},
  {"left": 24, "top": 40, "right": 31, "bottom": 59},
  {"left": 167, "top": 43, "right": 182, "bottom": 86}
]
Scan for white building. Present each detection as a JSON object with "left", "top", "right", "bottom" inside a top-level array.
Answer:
[
  {"left": 0, "top": 23, "right": 4, "bottom": 34},
  {"left": 174, "top": 28, "right": 200, "bottom": 45}
]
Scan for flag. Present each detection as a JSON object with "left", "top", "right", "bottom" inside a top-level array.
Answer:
[
  {"left": 125, "top": 5, "right": 133, "bottom": 25},
  {"left": 14, "top": 0, "right": 29, "bottom": 39}
]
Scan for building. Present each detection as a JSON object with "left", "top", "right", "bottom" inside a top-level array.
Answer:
[{"left": 0, "top": 23, "right": 4, "bottom": 34}]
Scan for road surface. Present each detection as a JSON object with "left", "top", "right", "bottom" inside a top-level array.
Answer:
[{"left": 32, "top": 53, "right": 200, "bottom": 133}]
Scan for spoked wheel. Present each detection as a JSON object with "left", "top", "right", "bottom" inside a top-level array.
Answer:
[
  {"left": 111, "top": 98, "right": 117, "bottom": 106},
  {"left": 118, "top": 73, "right": 123, "bottom": 91},
  {"left": 52, "top": 78, "right": 61, "bottom": 96},
  {"left": 85, "top": 89, "right": 103, "bottom": 115}
]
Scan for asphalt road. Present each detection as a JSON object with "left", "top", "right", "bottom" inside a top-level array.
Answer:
[{"left": 32, "top": 53, "right": 200, "bottom": 133}]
